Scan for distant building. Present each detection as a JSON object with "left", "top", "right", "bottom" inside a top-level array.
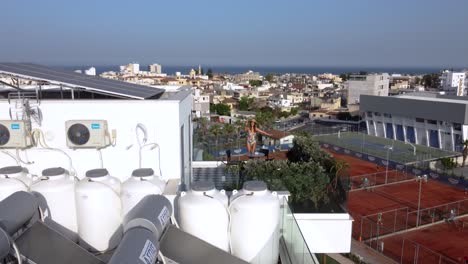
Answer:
[
  {"left": 360, "top": 94, "right": 468, "bottom": 151},
  {"left": 320, "top": 97, "right": 341, "bottom": 110},
  {"left": 84, "top": 67, "right": 96, "bottom": 76},
  {"left": 440, "top": 70, "right": 466, "bottom": 96},
  {"left": 148, "top": 64, "right": 162, "bottom": 74},
  {"left": 346, "top": 73, "right": 389, "bottom": 104},
  {"left": 389, "top": 75, "right": 410, "bottom": 90},
  {"left": 234, "top": 70, "right": 261, "bottom": 84},
  {"left": 120, "top": 63, "right": 140, "bottom": 74},
  {"left": 192, "top": 89, "right": 210, "bottom": 118}
]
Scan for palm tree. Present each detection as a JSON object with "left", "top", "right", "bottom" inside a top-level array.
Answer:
[
  {"left": 209, "top": 123, "right": 222, "bottom": 154},
  {"left": 223, "top": 123, "right": 235, "bottom": 150},
  {"left": 328, "top": 160, "right": 349, "bottom": 191},
  {"left": 463, "top": 140, "right": 468, "bottom": 167}
]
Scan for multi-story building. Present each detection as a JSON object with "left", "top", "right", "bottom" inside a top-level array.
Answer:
[
  {"left": 192, "top": 89, "right": 210, "bottom": 118},
  {"left": 233, "top": 70, "right": 261, "bottom": 84},
  {"left": 148, "top": 63, "right": 162, "bottom": 74},
  {"left": 389, "top": 75, "right": 410, "bottom": 90},
  {"left": 440, "top": 70, "right": 466, "bottom": 96},
  {"left": 346, "top": 73, "right": 389, "bottom": 104},
  {"left": 361, "top": 94, "right": 468, "bottom": 151}
]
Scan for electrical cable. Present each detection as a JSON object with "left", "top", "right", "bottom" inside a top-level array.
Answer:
[
  {"left": 31, "top": 129, "right": 77, "bottom": 176},
  {"left": 15, "top": 149, "right": 33, "bottom": 165},
  {"left": 0, "top": 150, "right": 19, "bottom": 165},
  {"left": 11, "top": 238, "right": 22, "bottom": 264},
  {"left": 97, "top": 149, "right": 104, "bottom": 168},
  {"left": 141, "top": 143, "right": 163, "bottom": 177}
]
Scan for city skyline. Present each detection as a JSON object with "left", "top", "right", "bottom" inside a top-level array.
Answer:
[{"left": 1, "top": 0, "right": 467, "bottom": 68}]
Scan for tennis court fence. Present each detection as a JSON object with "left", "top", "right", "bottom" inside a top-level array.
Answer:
[{"left": 359, "top": 199, "right": 468, "bottom": 241}]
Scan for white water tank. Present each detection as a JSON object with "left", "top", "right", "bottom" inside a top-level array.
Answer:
[
  {"left": 121, "top": 168, "right": 166, "bottom": 216},
  {"left": 178, "top": 181, "right": 229, "bottom": 251},
  {"left": 30, "top": 167, "right": 78, "bottom": 242},
  {"left": 0, "top": 166, "right": 33, "bottom": 201},
  {"left": 75, "top": 168, "right": 122, "bottom": 252},
  {"left": 230, "top": 181, "right": 280, "bottom": 264}
]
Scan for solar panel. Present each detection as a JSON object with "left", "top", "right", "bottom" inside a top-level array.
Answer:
[{"left": 0, "top": 63, "right": 165, "bottom": 99}]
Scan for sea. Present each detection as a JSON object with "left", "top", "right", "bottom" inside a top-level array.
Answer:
[{"left": 57, "top": 65, "right": 459, "bottom": 76}]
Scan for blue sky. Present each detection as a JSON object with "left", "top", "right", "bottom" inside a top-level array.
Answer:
[{"left": 1, "top": 0, "right": 467, "bottom": 67}]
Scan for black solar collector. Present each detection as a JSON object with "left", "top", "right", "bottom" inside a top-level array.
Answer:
[{"left": 0, "top": 63, "right": 165, "bottom": 99}]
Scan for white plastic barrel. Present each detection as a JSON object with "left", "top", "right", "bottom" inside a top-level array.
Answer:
[
  {"left": 30, "top": 167, "right": 78, "bottom": 242},
  {"left": 229, "top": 181, "right": 280, "bottom": 264},
  {"left": 0, "top": 166, "right": 33, "bottom": 201},
  {"left": 121, "top": 168, "right": 166, "bottom": 216},
  {"left": 178, "top": 181, "right": 229, "bottom": 251},
  {"left": 75, "top": 168, "right": 122, "bottom": 252}
]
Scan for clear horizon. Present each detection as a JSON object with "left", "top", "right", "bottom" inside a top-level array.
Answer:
[{"left": 1, "top": 0, "right": 467, "bottom": 68}]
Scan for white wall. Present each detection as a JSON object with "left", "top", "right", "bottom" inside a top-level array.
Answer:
[
  {"left": 295, "top": 213, "right": 352, "bottom": 253},
  {"left": 0, "top": 97, "right": 192, "bottom": 184}
]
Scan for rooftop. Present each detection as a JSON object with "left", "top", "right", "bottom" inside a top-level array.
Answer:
[{"left": 0, "top": 63, "right": 165, "bottom": 99}]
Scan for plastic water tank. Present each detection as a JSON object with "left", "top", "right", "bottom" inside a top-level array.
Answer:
[
  {"left": 75, "top": 168, "right": 122, "bottom": 252},
  {"left": 178, "top": 181, "right": 229, "bottom": 251},
  {"left": 229, "top": 181, "right": 280, "bottom": 264},
  {"left": 121, "top": 168, "right": 166, "bottom": 216},
  {"left": 0, "top": 166, "right": 33, "bottom": 201},
  {"left": 30, "top": 167, "right": 78, "bottom": 242}
]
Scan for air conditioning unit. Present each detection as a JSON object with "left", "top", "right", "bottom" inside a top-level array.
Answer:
[
  {"left": 65, "top": 120, "right": 110, "bottom": 149},
  {"left": 0, "top": 120, "right": 32, "bottom": 148}
]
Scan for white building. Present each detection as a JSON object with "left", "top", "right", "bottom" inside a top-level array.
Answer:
[
  {"left": 149, "top": 63, "right": 162, "bottom": 74},
  {"left": 120, "top": 63, "right": 140, "bottom": 74},
  {"left": 346, "top": 73, "right": 389, "bottom": 104},
  {"left": 84, "top": 67, "right": 96, "bottom": 76},
  {"left": 192, "top": 88, "right": 210, "bottom": 118},
  {"left": 0, "top": 63, "right": 353, "bottom": 262},
  {"left": 361, "top": 93, "right": 468, "bottom": 151},
  {"left": 440, "top": 70, "right": 466, "bottom": 96}
]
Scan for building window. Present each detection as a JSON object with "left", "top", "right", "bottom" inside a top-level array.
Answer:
[
  {"left": 427, "top": 120, "right": 437, "bottom": 125},
  {"left": 454, "top": 123, "right": 462, "bottom": 131},
  {"left": 415, "top": 118, "right": 425, "bottom": 123},
  {"left": 369, "top": 120, "right": 374, "bottom": 125},
  {"left": 383, "top": 113, "right": 392, "bottom": 118},
  {"left": 374, "top": 112, "right": 381, "bottom": 116}
]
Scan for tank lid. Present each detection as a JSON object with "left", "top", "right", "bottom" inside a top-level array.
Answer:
[
  {"left": 42, "top": 167, "right": 68, "bottom": 177},
  {"left": 0, "top": 166, "right": 25, "bottom": 175},
  {"left": 191, "top": 181, "right": 215, "bottom": 192},
  {"left": 132, "top": 168, "right": 154, "bottom": 177},
  {"left": 86, "top": 168, "right": 109, "bottom": 178},
  {"left": 243, "top": 181, "right": 267, "bottom": 192}
]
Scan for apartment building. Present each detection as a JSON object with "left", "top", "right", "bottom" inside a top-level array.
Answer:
[
  {"left": 440, "top": 70, "right": 466, "bottom": 96},
  {"left": 346, "top": 73, "right": 389, "bottom": 104}
]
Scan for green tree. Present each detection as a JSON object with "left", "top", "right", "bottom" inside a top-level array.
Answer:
[
  {"left": 207, "top": 68, "right": 213, "bottom": 79},
  {"left": 440, "top": 157, "right": 456, "bottom": 172},
  {"left": 287, "top": 134, "right": 335, "bottom": 171},
  {"left": 290, "top": 107, "right": 299, "bottom": 116},
  {"left": 265, "top": 73, "right": 274, "bottom": 82},
  {"left": 223, "top": 123, "right": 235, "bottom": 149},
  {"left": 209, "top": 123, "right": 222, "bottom": 151},
  {"left": 217, "top": 104, "right": 231, "bottom": 116},
  {"left": 239, "top": 96, "right": 254, "bottom": 111},
  {"left": 422, "top": 73, "right": 440, "bottom": 88},
  {"left": 210, "top": 103, "right": 231, "bottom": 116},
  {"left": 339, "top": 73, "right": 350, "bottom": 82},
  {"left": 462, "top": 140, "right": 468, "bottom": 167},
  {"left": 249, "top": 80, "right": 263, "bottom": 87},
  {"left": 255, "top": 111, "right": 275, "bottom": 130}
]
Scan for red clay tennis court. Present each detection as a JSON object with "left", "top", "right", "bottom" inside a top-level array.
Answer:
[
  {"left": 327, "top": 150, "right": 468, "bottom": 263},
  {"left": 381, "top": 216, "right": 468, "bottom": 264},
  {"left": 325, "top": 150, "right": 387, "bottom": 176}
]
